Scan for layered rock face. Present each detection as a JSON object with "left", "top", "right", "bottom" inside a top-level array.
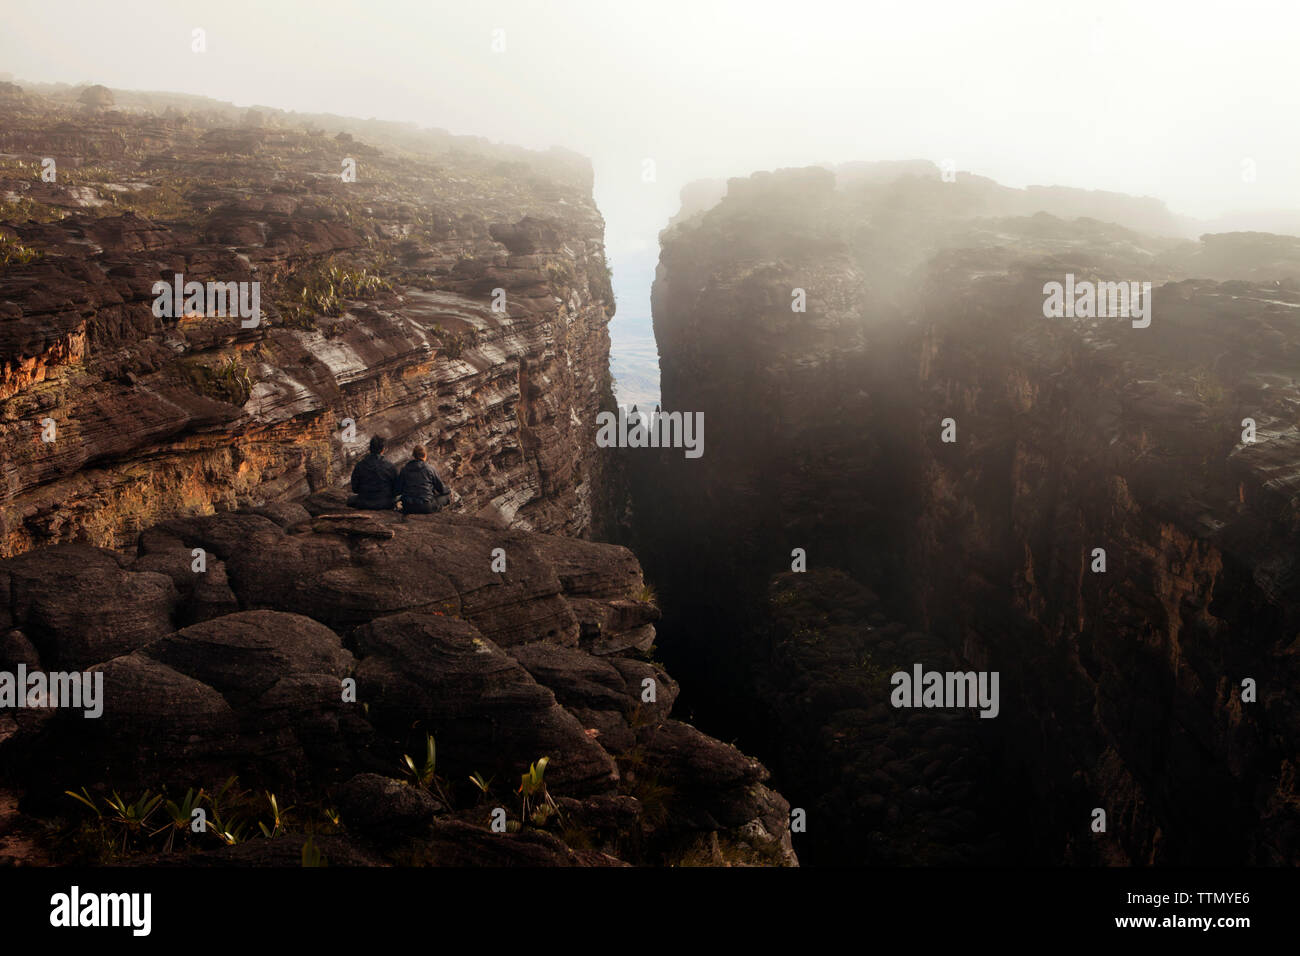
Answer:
[
  {"left": 0, "top": 495, "right": 795, "bottom": 866},
  {"left": 1, "top": 88, "right": 616, "bottom": 557},
  {"left": 626, "top": 162, "right": 1300, "bottom": 865},
  {"left": 0, "top": 87, "right": 798, "bottom": 867}
]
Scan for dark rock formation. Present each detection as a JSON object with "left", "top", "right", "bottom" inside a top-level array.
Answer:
[
  {"left": 752, "top": 569, "right": 1007, "bottom": 865},
  {"left": 0, "top": 499, "right": 796, "bottom": 866},
  {"left": 335, "top": 773, "right": 444, "bottom": 843},
  {"left": 623, "top": 162, "right": 1300, "bottom": 866}
]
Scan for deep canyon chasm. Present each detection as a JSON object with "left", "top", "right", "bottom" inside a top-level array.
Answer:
[{"left": 1, "top": 84, "right": 1298, "bottom": 866}]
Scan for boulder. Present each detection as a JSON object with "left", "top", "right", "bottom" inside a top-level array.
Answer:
[
  {"left": 3, "top": 545, "right": 177, "bottom": 668},
  {"left": 335, "top": 773, "right": 443, "bottom": 842}
]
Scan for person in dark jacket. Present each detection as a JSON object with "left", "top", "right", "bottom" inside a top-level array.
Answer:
[
  {"left": 347, "top": 435, "right": 399, "bottom": 510},
  {"left": 397, "top": 444, "right": 449, "bottom": 514}
]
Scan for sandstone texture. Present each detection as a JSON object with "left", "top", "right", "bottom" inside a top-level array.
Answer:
[{"left": 0, "top": 87, "right": 617, "bottom": 557}]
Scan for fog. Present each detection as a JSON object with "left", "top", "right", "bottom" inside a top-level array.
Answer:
[{"left": 4, "top": 0, "right": 1299, "bottom": 325}]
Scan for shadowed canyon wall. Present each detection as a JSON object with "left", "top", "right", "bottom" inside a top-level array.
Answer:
[{"left": 616, "top": 163, "right": 1300, "bottom": 865}]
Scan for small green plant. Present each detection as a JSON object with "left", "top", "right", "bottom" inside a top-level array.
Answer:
[
  {"left": 258, "top": 792, "right": 293, "bottom": 838},
  {"left": 208, "top": 775, "right": 251, "bottom": 846},
  {"left": 210, "top": 815, "right": 250, "bottom": 846},
  {"left": 161, "top": 788, "right": 203, "bottom": 853},
  {"left": 518, "top": 757, "right": 561, "bottom": 827},
  {"left": 0, "top": 233, "right": 43, "bottom": 265},
  {"left": 185, "top": 355, "right": 254, "bottom": 406},
  {"left": 301, "top": 835, "right": 327, "bottom": 867},
  {"left": 64, "top": 787, "right": 103, "bottom": 818},
  {"left": 430, "top": 323, "right": 476, "bottom": 360},
  {"left": 278, "top": 258, "right": 392, "bottom": 323},
  {"left": 402, "top": 732, "right": 450, "bottom": 803},
  {"left": 100, "top": 790, "right": 164, "bottom": 853},
  {"left": 101, "top": 182, "right": 192, "bottom": 221},
  {"left": 0, "top": 197, "right": 65, "bottom": 223},
  {"left": 403, "top": 733, "right": 437, "bottom": 789},
  {"left": 214, "top": 356, "right": 253, "bottom": 405},
  {"left": 468, "top": 771, "right": 494, "bottom": 802},
  {"left": 298, "top": 280, "right": 340, "bottom": 316},
  {"left": 62, "top": 775, "right": 341, "bottom": 860}
]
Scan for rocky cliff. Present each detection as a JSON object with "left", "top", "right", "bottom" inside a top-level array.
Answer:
[
  {"left": 624, "top": 162, "right": 1300, "bottom": 865},
  {"left": 0, "top": 86, "right": 797, "bottom": 867},
  {"left": 1, "top": 86, "right": 616, "bottom": 557},
  {"left": 0, "top": 494, "right": 794, "bottom": 865}
]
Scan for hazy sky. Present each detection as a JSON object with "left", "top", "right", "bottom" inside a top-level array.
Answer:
[{"left": 4, "top": 0, "right": 1299, "bottom": 315}]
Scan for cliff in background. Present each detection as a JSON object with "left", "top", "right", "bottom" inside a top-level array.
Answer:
[
  {"left": 0, "top": 84, "right": 616, "bottom": 557},
  {"left": 624, "top": 163, "right": 1300, "bottom": 865}
]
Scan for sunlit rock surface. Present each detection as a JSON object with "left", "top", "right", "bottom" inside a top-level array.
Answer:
[{"left": 0, "top": 88, "right": 617, "bottom": 557}]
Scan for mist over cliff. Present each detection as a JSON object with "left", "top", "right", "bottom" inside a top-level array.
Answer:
[
  {"left": 1, "top": 0, "right": 1299, "bottom": 904},
  {"left": 612, "top": 161, "right": 1300, "bottom": 866}
]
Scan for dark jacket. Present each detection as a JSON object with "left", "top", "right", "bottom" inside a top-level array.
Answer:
[
  {"left": 397, "top": 459, "right": 448, "bottom": 505},
  {"left": 350, "top": 452, "right": 398, "bottom": 505}
]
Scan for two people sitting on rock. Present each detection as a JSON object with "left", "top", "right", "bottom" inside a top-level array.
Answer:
[{"left": 347, "top": 434, "right": 449, "bottom": 514}]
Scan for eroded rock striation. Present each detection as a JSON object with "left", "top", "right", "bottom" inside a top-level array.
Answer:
[
  {"left": 1, "top": 87, "right": 617, "bottom": 557},
  {"left": 0, "top": 87, "right": 796, "bottom": 868}
]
